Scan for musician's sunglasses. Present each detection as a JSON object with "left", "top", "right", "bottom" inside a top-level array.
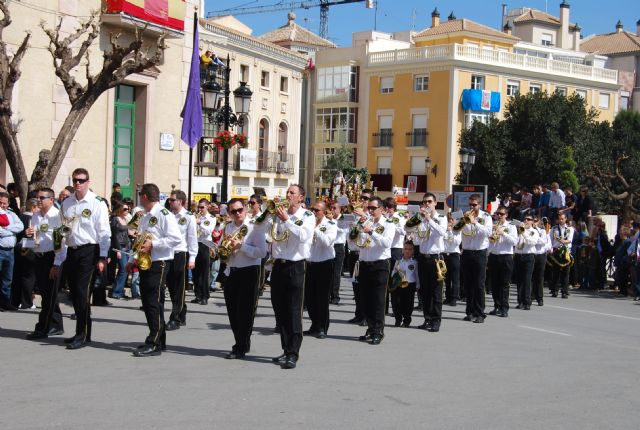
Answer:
[
  {"left": 72, "top": 178, "right": 88, "bottom": 184},
  {"left": 423, "top": 199, "right": 434, "bottom": 204},
  {"left": 367, "top": 205, "right": 380, "bottom": 211},
  {"left": 468, "top": 203, "right": 479, "bottom": 207},
  {"left": 229, "top": 208, "right": 244, "bottom": 215},
  {"left": 496, "top": 212, "right": 507, "bottom": 216}
]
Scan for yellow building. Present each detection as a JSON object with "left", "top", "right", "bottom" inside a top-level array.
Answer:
[{"left": 310, "top": 4, "right": 620, "bottom": 203}]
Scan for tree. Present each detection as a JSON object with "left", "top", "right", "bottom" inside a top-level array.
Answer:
[
  {"left": 324, "top": 144, "right": 355, "bottom": 179},
  {"left": 0, "top": 1, "right": 166, "bottom": 204}
]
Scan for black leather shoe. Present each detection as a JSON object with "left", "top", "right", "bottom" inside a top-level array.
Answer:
[
  {"left": 551, "top": 292, "right": 558, "bottom": 297},
  {"left": 70, "top": 313, "right": 77, "bottom": 320},
  {"left": 537, "top": 300, "right": 544, "bottom": 306},
  {"left": 316, "top": 331, "right": 327, "bottom": 339},
  {"left": 358, "top": 332, "right": 373, "bottom": 341},
  {"left": 272, "top": 353, "right": 287, "bottom": 364},
  {"left": 281, "top": 355, "right": 297, "bottom": 369},
  {"left": 497, "top": 310, "right": 508, "bottom": 318},
  {"left": 417, "top": 321, "right": 430, "bottom": 330},
  {"left": 165, "top": 321, "right": 180, "bottom": 331},
  {"left": 180, "top": 320, "right": 187, "bottom": 326},
  {"left": 133, "top": 344, "right": 162, "bottom": 357},
  {"left": 190, "top": 298, "right": 200, "bottom": 304},
  {"left": 63, "top": 336, "right": 76, "bottom": 344},
  {"left": 370, "top": 335, "right": 382, "bottom": 345},
  {"left": 394, "top": 320, "right": 402, "bottom": 327},
  {"left": 488, "top": 309, "right": 498, "bottom": 315},
  {"left": 523, "top": 305, "right": 531, "bottom": 310},
  {"left": 471, "top": 316, "right": 484, "bottom": 324},
  {"left": 347, "top": 317, "right": 363, "bottom": 324},
  {"left": 225, "top": 351, "right": 245, "bottom": 359},
  {"left": 26, "top": 331, "right": 48, "bottom": 340},
  {"left": 515, "top": 304, "right": 522, "bottom": 309},
  {"left": 303, "top": 329, "right": 319, "bottom": 336},
  {"left": 561, "top": 294, "right": 569, "bottom": 299},
  {"left": 48, "top": 328, "right": 64, "bottom": 336},
  {"left": 402, "top": 321, "right": 411, "bottom": 328},
  {"left": 274, "top": 326, "right": 281, "bottom": 333},
  {"left": 66, "top": 340, "right": 89, "bottom": 350},
  {"left": 359, "top": 320, "right": 367, "bottom": 326},
  {"left": 199, "top": 299, "right": 208, "bottom": 305},
  {"left": 427, "top": 323, "right": 440, "bottom": 333}
]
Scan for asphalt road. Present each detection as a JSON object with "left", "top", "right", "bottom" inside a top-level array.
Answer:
[{"left": 1, "top": 280, "right": 639, "bottom": 430}]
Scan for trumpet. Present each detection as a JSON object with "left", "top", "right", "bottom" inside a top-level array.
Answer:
[
  {"left": 218, "top": 224, "right": 249, "bottom": 261},
  {"left": 349, "top": 216, "right": 374, "bottom": 248},
  {"left": 489, "top": 224, "right": 504, "bottom": 243},
  {"left": 452, "top": 210, "right": 474, "bottom": 231},
  {"left": 131, "top": 231, "right": 154, "bottom": 270},
  {"left": 405, "top": 208, "right": 434, "bottom": 230},
  {"left": 254, "top": 199, "right": 290, "bottom": 224},
  {"left": 53, "top": 214, "right": 76, "bottom": 251}
]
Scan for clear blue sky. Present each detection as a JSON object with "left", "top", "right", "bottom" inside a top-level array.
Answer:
[{"left": 205, "top": 0, "right": 639, "bottom": 47}]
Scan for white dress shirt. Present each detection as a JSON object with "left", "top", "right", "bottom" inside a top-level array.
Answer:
[
  {"left": 0, "top": 209, "right": 24, "bottom": 248},
  {"left": 269, "top": 206, "right": 316, "bottom": 261},
  {"left": 388, "top": 212, "right": 406, "bottom": 249},
  {"left": 488, "top": 222, "right": 518, "bottom": 255},
  {"left": 514, "top": 226, "right": 540, "bottom": 254},
  {"left": 309, "top": 217, "right": 338, "bottom": 262},
  {"left": 348, "top": 216, "right": 395, "bottom": 262},
  {"left": 138, "top": 203, "right": 182, "bottom": 261},
  {"left": 334, "top": 214, "right": 350, "bottom": 245},
  {"left": 443, "top": 228, "right": 461, "bottom": 254},
  {"left": 224, "top": 219, "right": 267, "bottom": 268},
  {"left": 410, "top": 214, "right": 447, "bottom": 255},
  {"left": 30, "top": 207, "right": 68, "bottom": 265},
  {"left": 60, "top": 191, "right": 111, "bottom": 257},
  {"left": 534, "top": 228, "right": 552, "bottom": 255},
  {"left": 394, "top": 257, "right": 418, "bottom": 283},
  {"left": 460, "top": 211, "right": 493, "bottom": 251},
  {"left": 174, "top": 208, "right": 199, "bottom": 264},
  {"left": 549, "top": 189, "right": 566, "bottom": 209},
  {"left": 196, "top": 213, "right": 216, "bottom": 248},
  {"left": 551, "top": 224, "right": 574, "bottom": 251}
]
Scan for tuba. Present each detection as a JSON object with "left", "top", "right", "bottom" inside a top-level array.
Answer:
[
  {"left": 131, "top": 231, "right": 154, "bottom": 271},
  {"left": 127, "top": 210, "right": 144, "bottom": 229},
  {"left": 218, "top": 224, "right": 249, "bottom": 261}
]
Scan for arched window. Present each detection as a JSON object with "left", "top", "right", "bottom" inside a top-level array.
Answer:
[{"left": 258, "top": 119, "right": 269, "bottom": 170}]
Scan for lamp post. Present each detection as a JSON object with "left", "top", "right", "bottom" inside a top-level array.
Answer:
[
  {"left": 200, "top": 54, "right": 253, "bottom": 202},
  {"left": 424, "top": 156, "right": 432, "bottom": 192},
  {"left": 459, "top": 147, "right": 476, "bottom": 184}
]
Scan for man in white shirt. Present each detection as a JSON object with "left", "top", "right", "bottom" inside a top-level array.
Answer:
[
  {"left": 126, "top": 183, "right": 182, "bottom": 357},
  {"left": 549, "top": 213, "right": 574, "bottom": 299},
  {"left": 548, "top": 182, "right": 566, "bottom": 224},
  {"left": 25, "top": 188, "right": 65, "bottom": 339},
  {"left": 384, "top": 197, "right": 406, "bottom": 316},
  {"left": 55, "top": 168, "right": 111, "bottom": 350},
  {"left": 221, "top": 198, "right": 267, "bottom": 359},
  {"left": 514, "top": 215, "right": 540, "bottom": 310},
  {"left": 268, "top": 185, "right": 315, "bottom": 369},
  {"left": 165, "top": 190, "right": 198, "bottom": 330},
  {"left": 532, "top": 216, "right": 552, "bottom": 306},
  {"left": 304, "top": 201, "right": 337, "bottom": 339},
  {"left": 443, "top": 213, "right": 462, "bottom": 306},
  {"left": 487, "top": 206, "right": 517, "bottom": 317},
  {"left": 0, "top": 191, "right": 23, "bottom": 311},
  {"left": 191, "top": 199, "right": 216, "bottom": 305},
  {"left": 329, "top": 202, "right": 348, "bottom": 305}
]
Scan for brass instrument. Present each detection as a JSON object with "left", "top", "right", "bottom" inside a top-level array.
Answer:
[
  {"left": 542, "top": 217, "right": 550, "bottom": 234},
  {"left": 254, "top": 199, "right": 290, "bottom": 224},
  {"left": 127, "top": 210, "right": 143, "bottom": 229},
  {"left": 53, "top": 214, "right": 76, "bottom": 251},
  {"left": 219, "top": 224, "right": 249, "bottom": 261},
  {"left": 131, "top": 231, "right": 154, "bottom": 270},
  {"left": 389, "top": 263, "right": 408, "bottom": 292},
  {"left": 349, "top": 216, "right": 373, "bottom": 248},
  {"left": 452, "top": 210, "right": 474, "bottom": 231},
  {"left": 489, "top": 223, "right": 505, "bottom": 244},
  {"left": 436, "top": 258, "right": 447, "bottom": 282}
]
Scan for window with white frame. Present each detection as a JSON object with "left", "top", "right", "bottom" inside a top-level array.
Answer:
[
  {"left": 621, "top": 91, "right": 630, "bottom": 111},
  {"left": 240, "top": 64, "right": 249, "bottom": 85},
  {"left": 541, "top": 33, "right": 553, "bottom": 46},
  {"left": 409, "top": 114, "right": 427, "bottom": 147},
  {"left": 316, "top": 65, "right": 359, "bottom": 103},
  {"left": 471, "top": 75, "right": 485, "bottom": 90},
  {"left": 599, "top": 93, "right": 610, "bottom": 109},
  {"left": 280, "top": 76, "right": 288, "bottom": 93},
  {"left": 377, "top": 156, "right": 392, "bottom": 175},
  {"left": 555, "top": 87, "right": 567, "bottom": 96},
  {"left": 314, "top": 107, "right": 357, "bottom": 144},
  {"left": 414, "top": 75, "right": 429, "bottom": 91},
  {"left": 575, "top": 89, "right": 587, "bottom": 100},
  {"left": 464, "top": 110, "right": 491, "bottom": 129},
  {"left": 377, "top": 115, "right": 393, "bottom": 147},
  {"left": 380, "top": 76, "right": 394, "bottom": 94},
  {"left": 529, "top": 83, "right": 542, "bottom": 94},
  {"left": 506, "top": 80, "right": 520, "bottom": 96},
  {"left": 410, "top": 156, "right": 426, "bottom": 175},
  {"left": 261, "top": 70, "right": 270, "bottom": 88}
]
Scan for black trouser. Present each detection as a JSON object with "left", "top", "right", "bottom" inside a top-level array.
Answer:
[
  {"left": 34, "top": 252, "right": 63, "bottom": 334},
  {"left": 223, "top": 265, "right": 260, "bottom": 354},
  {"left": 515, "top": 253, "right": 535, "bottom": 307},
  {"left": 193, "top": 243, "right": 211, "bottom": 301},
  {"left": 92, "top": 266, "right": 109, "bottom": 305},
  {"left": 347, "top": 249, "right": 359, "bottom": 278},
  {"left": 387, "top": 248, "right": 402, "bottom": 314},
  {"left": 390, "top": 282, "right": 416, "bottom": 324},
  {"left": 462, "top": 249, "right": 487, "bottom": 319},
  {"left": 418, "top": 254, "right": 444, "bottom": 323},
  {"left": 271, "top": 260, "right": 305, "bottom": 358},
  {"left": 352, "top": 278, "right": 366, "bottom": 321},
  {"left": 12, "top": 249, "right": 35, "bottom": 308},
  {"left": 359, "top": 260, "right": 390, "bottom": 336},
  {"left": 532, "top": 253, "right": 547, "bottom": 302},
  {"left": 331, "top": 244, "right": 345, "bottom": 301},
  {"left": 305, "top": 259, "right": 333, "bottom": 333},
  {"left": 64, "top": 244, "right": 98, "bottom": 342},
  {"left": 488, "top": 254, "right": 513, "bottom": 313},
  {"left": 140, "top": 260, "right": 169, "bottom": 347},
  {"left": 166, "top": 251, "right": 187, "bottom": 324},
  {"left": 551, "top": 261, "right": 570, "bottom": 296},
  {"left": 444, "top": 253, "right": 460, "bottom": 303}
]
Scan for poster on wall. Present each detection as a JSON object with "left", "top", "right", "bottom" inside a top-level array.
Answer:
[{"left": 239, "top": 148, "right": 257, "bottom": 171}]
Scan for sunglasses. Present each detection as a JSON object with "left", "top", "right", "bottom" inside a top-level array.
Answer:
[
  {"left": 72, "top": 178, "right": 88, "bottom": 184},
  {"left": 37, "top": 196, "right": 53, "bottom": 200},
  {"left": 361, "top": 196, "right": 370, "bottom": 201},
  {"left": 166, "top": 198, "right": 176, "bottom": 203},
  {"left": 229, "top": 208, "right": 244, "bottom": 215},
  {"left": 469, "top": 203, "right": 479, "bottom": 207},
  {"left": 249, "top": 201, "right": 258, "bottom": 205},
  {"left": 423, "top": 200, "right": 434, "bottom": 204},
  {"left": 198, "top": 206, "right": 206, "bottom": 209},
  {"left": 122, "top": 207, "right": 130, "bottom": 211},
  {"left": 311, "top": 208, "right": 323, "bottom": 212},
  {"left": 367, "top": 206, "right": 380, "bottom": 211},
  {"left": 497, "top": 212, "right": 507, "bottom": 216},
  {"left": 525, "top": 217, "right": 533, "bottom": 221}
]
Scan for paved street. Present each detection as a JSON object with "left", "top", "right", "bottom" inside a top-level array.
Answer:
[{"left": 1, "top": 279, "right": 639, "bottom": 430}]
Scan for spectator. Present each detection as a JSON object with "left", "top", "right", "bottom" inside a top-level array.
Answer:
[
  {"left": 6, "top": 183, "right": 21, "bottom": 214},
  {"left": 519, "top": 186, "right": 532, "bottom": 219},
  {"left": 590, "top": 218, "right": 612, "bottom": 289},
  {"left": 571, "top": 221, "right": 588, "bottom": 288},
  {"left": 55, "top": 186, "right": 73, "bottom": 209},
  {"left": 575, "top": 186, "right": 595, "bottom": 223},
  {"left": 576, "top": 237, "right": 597, "bottom": 290},
  {"left": 561, "top": 187, "right": 576, "bottom": 221},
  {"left": 12, "top": 198, "right": 38, "bottom": 309},
  {"left": 627, "top": 227, "right": 640, "bottom": 300},
  {"left": 111, "top": 182, "right": 123, "bottom": 205},
  {"left": 109, "top": 200, "right": 132, "bottom": 299},
  {"left": 548, "top": 182, "right": 566, "bottom": 223},
  {"left": 613, "top": 226, "right": 632, "bottom": 296},
  {"left": 530, "top": 184, "right": 542, "bottom": 216},
  {"left": 539, "top": 184, "right": 551, "bottom": 218},
  {"left": 0, "top": 191, "right": 25, "bottom": 310}
]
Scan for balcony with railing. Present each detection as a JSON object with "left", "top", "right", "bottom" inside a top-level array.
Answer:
[
  {"left": 372, "top": 130, "right": 393, "bottom": 148},
  {"left": 367, "top": 43, "right": 618, "bottom": 84},
  {"left": 406, "top": 129, "right": 428, "bottom": 147},
  {"left": 232, "top": 149, "right": 295, "bottom": 175}
]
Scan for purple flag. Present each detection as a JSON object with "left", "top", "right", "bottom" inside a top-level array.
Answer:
[{"left": 180, "top": 13, "right": 203, "bottom": 149}]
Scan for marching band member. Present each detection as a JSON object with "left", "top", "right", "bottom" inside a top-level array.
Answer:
[
  {"left": 443, "top": 213, "right": 462, "bottom": 306},
  {"left": 304, "top": 201, "right": 337, "bottom": 338},
  {"left": 347, "top": 189, "right": 373, "bottom": 325},
  {"left": 221, "top": 198, "right": 267, "bottom": 359},
  {"left": 25, "top": 188, "right": 65, "bottom": 339},
  {"left": 514, "top": 215, "right": 540, "bottom": 310},
  {"left": 390, "top": 242, "right": 418, "bottom": 327},
  {"left": 55, "top": 168, "right": 110, "bottom": 350},
  {"left": 384, "top": 197, "right": 406, "bottom": 316},
  {"left": 550, "top": 213, "right": 574, "bottom": 299},
  {"left": 532, "top": 216, "right": 551, "bottom": 306},
  {"left": 191, "top": 199, "right": 216, "bottom": 305},
  {"left": 487, "top": 206, "right": 517, "bottom": 318},
  {"left": 267, "top": 185, "right": 315, "bottom": 369},
  {"left": 126, "top": 183, "right": 181, "bottom": 357},
  {"left": 166, "top": 190, "right": 198, "bottom": 330},
  {"left": 348, "top": 196, "right": 395, "bottom": 344},
  {"left": 329, "top": 201, "right": 348, "bottom": 305},
  {"left": 407, "top": 193, "right": 446, "bottom": 332},
  {"left": 458, "top": 194, "right": 493, "bottom": 323}
]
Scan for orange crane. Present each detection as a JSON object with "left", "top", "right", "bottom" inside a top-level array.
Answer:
[{"left": 208, "top": 0, "right": 374, "bottom": 39}]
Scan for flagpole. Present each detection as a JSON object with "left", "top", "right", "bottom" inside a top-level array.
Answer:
[{"left": 186, "top": 10, "right": 198, "bottom": 208}]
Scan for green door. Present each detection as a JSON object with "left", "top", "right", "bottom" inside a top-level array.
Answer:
[{"left": 113, "top": 85, "right": 135, "bottom": 198}]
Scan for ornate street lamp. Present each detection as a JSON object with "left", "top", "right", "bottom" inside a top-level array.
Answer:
[
  {"left": 459, "top": 147, "right": 476, "bottom": 184},
  {"left": 424, "top": 156, "right": 432, "bottom": 191}
]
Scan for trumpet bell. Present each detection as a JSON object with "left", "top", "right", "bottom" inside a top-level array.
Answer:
[{"left": 266, "top": 199, "right": 290, "bottom": 214}]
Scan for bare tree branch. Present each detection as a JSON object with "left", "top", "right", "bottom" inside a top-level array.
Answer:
[
  {"left": 614, "top": 154, "right": 630, "bottom": 188},
  {"left": 0, "top": 0, "right": 11, "bottom": 31}
]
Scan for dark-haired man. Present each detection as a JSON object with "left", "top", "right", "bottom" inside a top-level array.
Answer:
[
  {"left": 0, "top": 191, "right": 24, "bottom": 310},
  {"left": 192, "top": 199, "right": 216, "bottom": 305}
]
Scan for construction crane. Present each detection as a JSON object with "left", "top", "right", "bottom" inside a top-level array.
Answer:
[{"left": 207, "top": 0, "right": 374, "bottom": 40}]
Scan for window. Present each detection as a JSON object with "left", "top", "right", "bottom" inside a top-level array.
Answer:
[
  {"left": 506, "top": 80, "right": 520, "bottom": 96},
  {"left": 529, "top": 83, "right": 541, "bottom": 94},
  {"left": 410, "top": 157, "right": 426, "bottom": 175},
  {"left": 541, "top": 33, "right": 553, "bottom": 46},
  {"left": 260, "top": 70, "right": 270, "bottom": 88},
  {"left": 314, "top": 107, "right": 358, "bottom": 144},
  {"left": 555, "top": 87, "right": 567, "bottom": 96},
  {"left": 621, "top": 91, "right": 630, "bottom": 111},
  {"left": 464, "top": 110, "right": 491, "bottom": 129},
  {"left": 599, "top": 93, "right": 610, "bottom": 109},
  {"left": 258, "top": 119, "right": 269, "bottom": 169},
  {"left": 240, "top": 64, "right": 249, "bottom": 84},
  {"left": 471, "top": 75, "right": 485, "bottom": 90},
  {"left": 377, "top": 156, "right": 391, "bottom": 175},
  {"left": 377, "top": 115, "right": 393, "bottom": 147},
  {"left": 575, "top": 89, "right": 587, "bottom": 100},
  {"left": 316, "top": 65, "right": 359, "bottom": 103},
  {"left": 280, "top": 76, "right": 288, "bottom": 93},
  {"left": 414, "top": 75, "right": 429, "bottom": 91},
  {"left": 408, "top": 114, "right": 427, "bottom": 147},
  {"left": 380, "top": 76, "right": 394, "bottom": 94}
]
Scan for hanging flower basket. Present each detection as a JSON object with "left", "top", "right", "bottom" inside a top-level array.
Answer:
[
  {"left": 234, "top": 133, "right": 248, "bottom": 148},
  {"left": 213, "top": 130, "right": 249, "bottom": 150}
]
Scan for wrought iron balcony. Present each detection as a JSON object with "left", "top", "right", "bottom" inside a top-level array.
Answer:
[
  {"left": 372, "top": 130, "right": 393, "bottom": 148},
  {"left": 406, "top": 129, "right": 428, "bottom": 147}
]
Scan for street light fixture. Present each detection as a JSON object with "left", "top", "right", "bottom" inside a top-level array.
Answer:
[
  {"left": 424, "top": 156, "right": 432, "bottom": 191},
  {"left": 200, "top": 55, "right": 253, "bottom": 202},
  {"left": 459, "top": 147, "right": 476, "bottom": 184}
]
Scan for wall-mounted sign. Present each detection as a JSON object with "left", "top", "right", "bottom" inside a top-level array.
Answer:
[
  {"left": 159, "top": 133, "right": 174, "bottom": 151},
  {"left": 239, "top": 148, "right": 257, "bottom": 171}
]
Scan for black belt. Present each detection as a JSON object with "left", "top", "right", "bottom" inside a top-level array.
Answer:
[
  {"left": 359, "top": 260, "right": 386, "bottom": 266},
  {"left": 420, "top": 253, "right": 441, "bottom": 259},
  {"left": 68, "top": 243, "right": 96, "bottom": 251},
  {"left": 34, "top": 251, "right": 55, "bottom": 257},
  {"left": 229, "top": 265, "right": 258, "bottom": 273},
  {"left": 0, "top": 246, "right": 13, "bottom": 251},
  {"left": 273, "top": 259, "right": 303, "bottom": 265},
  {"left": 463, "top": 249, "right": 486, "bottom": 254}
]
